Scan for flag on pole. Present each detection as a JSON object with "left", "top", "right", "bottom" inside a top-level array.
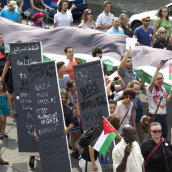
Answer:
[
  {"left": 169, "top": 64, "right": 172, "bottom": 80},
  {"left": 93, "top": 117, "right": 118, "bottom": 155},
  {"left": 0, "top": 54, "right": 5, "bottom": 59}
]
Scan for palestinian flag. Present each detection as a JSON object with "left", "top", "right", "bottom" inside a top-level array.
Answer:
[
  {"left": 0, "top": 54, "right": 5, "bottom": 59},
  {"left": 169, "top": 64, "right": 172, "bottom": 80},
  {"left": 93, "top": 117, "right": 118, "bottom": 155}
]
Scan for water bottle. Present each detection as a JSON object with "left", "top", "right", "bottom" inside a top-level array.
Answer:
[{"left": 101, "top": 154, "right": 107, "bottom": 164}]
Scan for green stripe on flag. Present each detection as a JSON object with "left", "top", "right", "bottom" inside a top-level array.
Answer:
[
  {"left": 99, "top": 132, "right": 117, "bottom": 155},
  {"left": 169, "top": 74, "right": 172, "bottom": 80}
]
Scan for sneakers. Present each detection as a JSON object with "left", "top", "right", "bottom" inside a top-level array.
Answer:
[
  {"left": 0, "top": 158, "right": 9, "bottom": 164},
  {"left": 72, "top": 148, "right": 80, "bottom": 159},
  {"left": 29, "top": 156, "right": 35, "bottom": 169}
]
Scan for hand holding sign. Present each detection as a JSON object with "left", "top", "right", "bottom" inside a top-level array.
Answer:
[{"left": 126, "top": 38, "right": 138, "bottom": 50}]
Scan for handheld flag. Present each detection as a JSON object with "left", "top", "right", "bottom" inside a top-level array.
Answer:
[
  {"left": 169, "top": 64, "right": 172, "bottom": 80},
  {"left": 93, "top": 117, "right": 118, "bottom": 155},
  {"left": 0, "top": 54, "right": 5, "bottom": 59}
]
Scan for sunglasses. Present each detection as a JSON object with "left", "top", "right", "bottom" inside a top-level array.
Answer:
[
  {"left": 144, "top": 20, "right": 151, "bottom": 22},
  {"left": 160, "top": 31, "right": 167, "bottom": 34},
  {"left": 88, "top": 13, "right": 92, "bottom": 15},
  {"left": 150, "top": 130, "right": 162, "bottom": 133},
  {"left": 124, "top": 96, "right": 133, "bottom": 100}
]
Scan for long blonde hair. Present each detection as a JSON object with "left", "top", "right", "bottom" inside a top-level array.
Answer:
[{"left": 81, "top": 9, "right": 93, "bottom": 22}]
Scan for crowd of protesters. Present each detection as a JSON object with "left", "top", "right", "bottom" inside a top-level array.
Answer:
[{"left": 0, "top": 0, "right": 172, "bottom": 171}]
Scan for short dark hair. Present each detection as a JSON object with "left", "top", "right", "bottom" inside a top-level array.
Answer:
[
  {"left": 0, "top": 79, "right": 7, "bottom": 92},
  {"left": 66, "top": 80, "right": 75, "bottom": 91},
  {"left": 103, "top": 1, "right": 111, "bottom": 7},
  {"left": 109, "top": 100, "right": 117, "bottom": 105},
  {"left": 64, "top": 46, "right": 72, "bottom": 53},
  {"left": 58, "top": 0, "right": 69, "bottom": 12},
  {"left": 56, "top": 61, "right": 65, "bottom": 70},
  {"left": 92, "top": 48, "right": 102, "bottom": 57},
  {"left": 120, "top": 56, "right": 132, "bottom": 61}
]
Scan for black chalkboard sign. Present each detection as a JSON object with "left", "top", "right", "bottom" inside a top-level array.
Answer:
[
  {"left": 25, "top": 61, "right": 72, "bottom": 172},
  {"left": 73, "top": 60, "right": 110, "bottom": 131},
  {"left": 10, "top": 42, "right": 42, "bottom": 154}
]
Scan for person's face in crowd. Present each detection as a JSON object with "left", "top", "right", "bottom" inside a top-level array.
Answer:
[
  {"left": 61, "top": 94, "right": 67, "bottom": 104},
  {"left": 125, "top": 58, "right": 133, "bottom": 70},
  {"left": 58, "top": 64, "right": 67, "bottom": 75},
  {"left": 155, "top": 74, "right": 164, "bottom": 87},
  {"left": 62, "top": 2, "right": 68, "bottom": 12},
  {"left": 87, "top": 10, "right": 93, "bottom": 20},
  {"left": 122, "top": 15, "right": 128, "bottom": 25},
  {"left": 95, "top": 53, "right": 102, "bottom": 59},
  {"left": 124, "top": 95, "right": 133, "bottom": 104},
  {"left": 68, "top": 82, "right": 77, "bottom": 93},
  {"left": 142, "top": 17, "right": 151, "bottom": 27},
  {"left": 124, "top": 127, "right": 136, "bottom": 143},
  {"left": 161, "top": 8, "right": 169, "bottom": 18},
  {"left": 150, "top": 125, "right": 162, "bottom": 140},
  {"left": 113, "top": 18, "right": 120, "bottom": 29},
  {"left": 0, "top": 35, "right": 4, "bottom": 45},
  {"left": 160, "top": 29, "right": 167, "bottom": 39},
  {"left": 103, "top": 3, "right": 111, "bottom": 13},
  {"left": 65, "top": 48, "right": 74, "bottom": 60},
  {"left": 105, "top": 75, "right": 110, "bottom": 86},
  {"left": 37, "top": 17, "right": 43, "bottom": 23},
  {"left": 9, "top": 5, "right": 15, "bottom": 12},
  {"left": 109, "top": 103, "right": 116, "bottom": 114},
  {"left": 132, "top": 84, "right": 140, "bottom": 96}
]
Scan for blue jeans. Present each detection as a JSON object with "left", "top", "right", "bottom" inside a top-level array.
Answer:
[{"left": 154, "top": 116, "right": 168, "bottom": 138}]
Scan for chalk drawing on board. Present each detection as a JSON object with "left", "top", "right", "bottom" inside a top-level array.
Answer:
[{"left": 76, "top": 68, "right": 88, "bottom": 84}]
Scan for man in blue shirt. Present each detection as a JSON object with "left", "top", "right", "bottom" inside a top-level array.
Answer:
[
  {"left": 133, "top": 15, "right": 153, "bottom": 47},
  {"left": 107, "top": 17, "right": 125, "bottom": 35},
  {"left": 0, "top": 1, "right": 20, "bottom": 23}
]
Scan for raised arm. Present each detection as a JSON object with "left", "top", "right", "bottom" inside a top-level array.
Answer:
[
  {"left": 166, "top": 87, "right": 172, "bottom": 104},
  {"left": 140, "top": 70, "right": 146, "bottom": 89},
  {"left": 148, "top": 63, "right": 163, "bottom": 93},
  {"left": 115, "top": 75, "right": 125, "bottom": 91}
]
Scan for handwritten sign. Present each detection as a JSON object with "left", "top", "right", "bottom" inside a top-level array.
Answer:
[
  {"left": 73, "top": 60, "right": 109, "bottom": 131},
  {"left": 126, "top": 38, "right": 137, "bottom": 50},
  {"left": 10, "top": 42, "right": 42, "bottom": 154},
  {"left": 26, "top": 61, "right": 72, "bottom": 172}
]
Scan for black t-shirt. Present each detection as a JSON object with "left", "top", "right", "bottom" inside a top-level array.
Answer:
[
  {"left": 63, "top": 104, "right": 74, "bottom": 127},
  {"left": 108, "top": 83, "right": 115, "bottom": 100},
  {"left": 141, "top": 138, "right": 172, "bottom": 172}
]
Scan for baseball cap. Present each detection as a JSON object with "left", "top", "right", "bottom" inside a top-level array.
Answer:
[
  {"left": 142, "top": 15, "right": 150, "bottom": 20},
  {"left": 34, "top": 13, "right": 44, "bottom": 20},
  {"left": 10, "top": 1, "right": 17, "bottom": 8}
]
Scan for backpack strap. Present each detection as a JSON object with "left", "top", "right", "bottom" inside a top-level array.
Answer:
[{"left": 120, "top": 103, "right": 131, "bottom": 126}]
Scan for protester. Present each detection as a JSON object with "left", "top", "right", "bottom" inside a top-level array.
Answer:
[
  {"left": 113, "top": 125, "right": 144, "bottom": 172},
  {"left": 56, "top": 61, "right": 70, "bottom": 89},
  {"left": 79, "top": 115, "right": 121, "bottom": 172},
  {"left": 0, "top": 33, "right": 10, "bottom": 52},
  {"left": 141, "top": 122, "right": 172, "bottom": 172},
  {"left": 0, "top": 79, "right": 12, "bottom": 139},
  {"left": 0, "top": 1, "right": 20, "bottom": 23},
  {"left": 52, "top": 0, "right": 73, "bottom": 28},
  {"left": 133, "top": 15, "right": 153, "bottom": 47},
  {"left": 105, "top": 75, "right": 125, "bottom": 100},
  {"left": 146, "top": 63, "right": 172, "bottom": 138},
  {"left": 153, "top": 27, "right": 172, "bottom": 50},
  {"left": 66, "top": 80, "right": 81, "bottom": 159},
  {"left": 152, "top": 6, "right": 171, "bottom": 42},
  {"left": 30, "top": 13, "right": 45, "bottom": 28},
  {"left": 109, "top": 100, "right": 117, "bottom": 115},
  {"left": 96, "top": 1, "right": 114, "bottom": 32},
  {"left": 118, "top": 48, "right": 145, "bottom": 89},
  {"left": 30, "top": 0, "right": 53, "bottom": 17},
  {"left": 64, "top": 46, "right": 78, "bottom": 81},
  {"left": 107, "top": 17, "right": 124, "bottom": 35},
  {"left": 119, "top": 13, "right": 133, "bottom": 37},
  {"left": 78, "top": 9, "right": 97, "bottom": 29},
  {"left": 114, "top": 88, "right": 135, "bottom": 134}
]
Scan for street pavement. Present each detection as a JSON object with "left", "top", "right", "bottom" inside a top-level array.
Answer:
[{"left": 1, "top": 0, "right": 172, "bottom": 172}]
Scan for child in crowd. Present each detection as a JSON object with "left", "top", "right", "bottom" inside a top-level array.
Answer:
[
  {"left": 57, "top": 61, "right": 70, "bottom": 89},
  {"left": 109, "top": 100, "right": 116, "bottom": 115},
  {"left": 0, "top": 79, "right": 12, "bottom": 139},
  {"left": 66, "top": 80, "right": 82, "bottom": 159}
]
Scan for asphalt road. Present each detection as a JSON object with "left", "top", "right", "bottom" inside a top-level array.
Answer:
[{"left": 1, "top": 2, "right": 172, "bottom": 172}]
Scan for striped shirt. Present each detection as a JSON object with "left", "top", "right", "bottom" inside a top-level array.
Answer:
[{"left": 118, "top": 67, "right": 140, "bottom": 89}]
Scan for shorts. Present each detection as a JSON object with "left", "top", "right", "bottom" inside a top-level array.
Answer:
[{"left": 0, "top": 105, "right": 11, "bottom": 115}]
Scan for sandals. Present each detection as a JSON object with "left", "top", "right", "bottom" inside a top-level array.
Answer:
[{"left": 0, "top": 158, "right": 9, "bottom": 164}]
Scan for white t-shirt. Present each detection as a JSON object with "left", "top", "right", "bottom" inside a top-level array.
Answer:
[
  {"left": 114, "top": 100, "right": 133, "bottom": 134},
  {"left": 54, "top": 12, "right": 73, "bottom": 27},
  {"left": 146, "top": 86, "right": 167, "bottom": 114}
]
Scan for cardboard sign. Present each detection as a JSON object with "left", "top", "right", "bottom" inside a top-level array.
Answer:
[
  {"left": 10, "top": 42, "right": 42, "bottom": 154},
  {"left": 73, "top": 60, "right": 109, "bottom": 131},
  {"left": 25, "top": 61, "right": 72, "bottom": 172}
]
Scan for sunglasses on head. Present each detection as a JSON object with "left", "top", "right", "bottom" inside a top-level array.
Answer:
[
  {"left": 124, "top": 96, "right": 133, "bottom": 100},
  {"left": 160, "top": 31, "right": 167, "bottom": 34},
  {"left": 144, "top": 19, "right": 151, "bottom": 22},
  {"left": 150, "top": 130, "right": 162, "bottom": 133},
  {"left": 88, "top": 13, "right": 92, "bottom": 15}
]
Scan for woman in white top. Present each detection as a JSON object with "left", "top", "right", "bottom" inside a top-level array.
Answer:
[
  {"left": 78, "top": 9, "right": 97, "bottom": 29},
  {"left": 114, "top": 88, "right": 135, "bottom": 134}
]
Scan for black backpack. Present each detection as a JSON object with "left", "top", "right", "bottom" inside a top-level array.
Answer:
[{"left": 78, "top": 126, "right": 96, "bottom": 149}]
